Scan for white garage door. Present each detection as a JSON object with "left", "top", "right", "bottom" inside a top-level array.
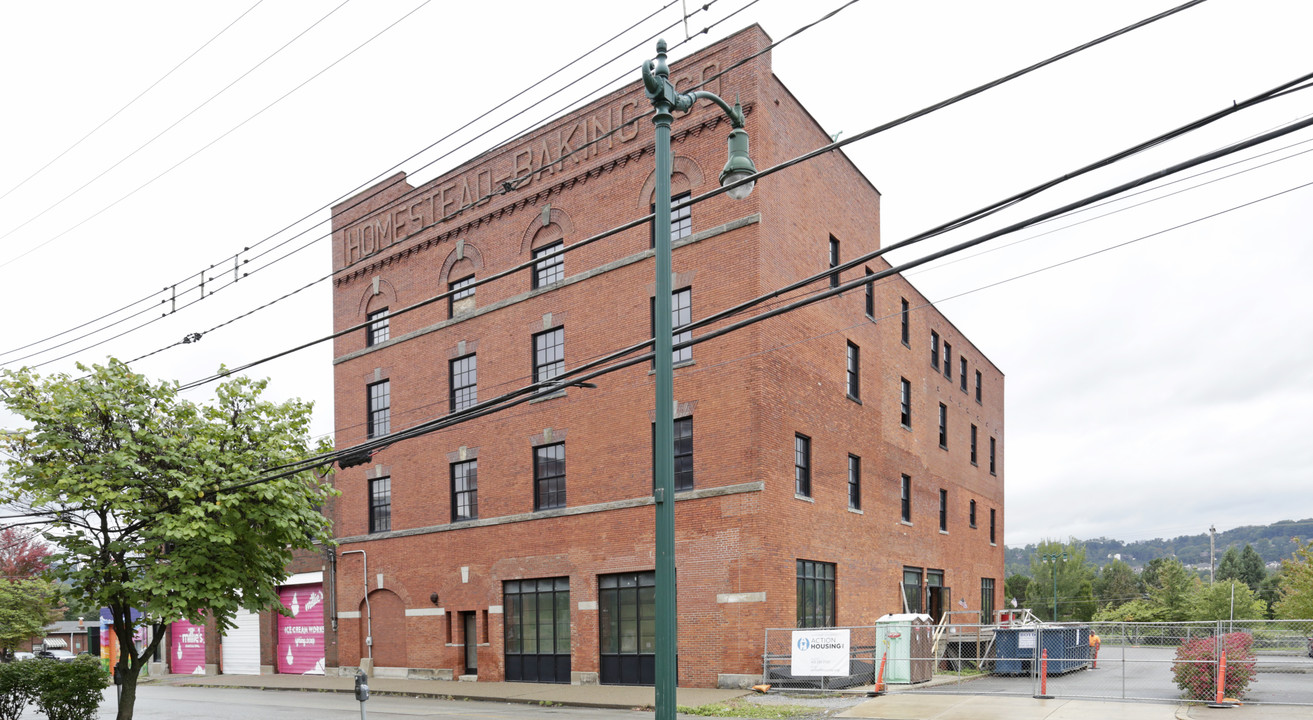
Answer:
[{"left": 221, "top": 608, "right": 261, "bottom": 675}]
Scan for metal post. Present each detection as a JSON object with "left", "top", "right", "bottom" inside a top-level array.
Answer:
[{"left": 648, "top": 40, "right": 678, "bottom": 720}]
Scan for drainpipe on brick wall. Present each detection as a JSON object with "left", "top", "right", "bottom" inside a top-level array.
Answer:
[{"left": 340, "top": 550, "right": 372, "bottom": 659}]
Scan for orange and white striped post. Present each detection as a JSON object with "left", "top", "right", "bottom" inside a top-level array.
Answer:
[
  {"left": 1035, "top": 648, "right": 1053, "bottom": 699},
  {"left": 1216, "top": 650, "right": 1228, "bottom": 705}
]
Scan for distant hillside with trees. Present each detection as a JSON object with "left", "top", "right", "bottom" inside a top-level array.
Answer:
[{"left": 1006, "top": 518, "right": 1313, "bottom": 576}]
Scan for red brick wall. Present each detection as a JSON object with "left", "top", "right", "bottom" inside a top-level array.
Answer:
[{"left": 325, "top": 25, "right": 1003, "bottom": 686}]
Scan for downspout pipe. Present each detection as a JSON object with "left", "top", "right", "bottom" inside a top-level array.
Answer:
[{"left": 339, "top": 549, "right": 372, "bottom": 660}]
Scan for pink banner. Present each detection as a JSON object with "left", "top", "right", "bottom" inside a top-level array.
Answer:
[
  {"left": 170, "top": 620, "right": 206, "bottom": 674},
  {"left": 277, "top": 584, "right": 325, "bottom": 674}
]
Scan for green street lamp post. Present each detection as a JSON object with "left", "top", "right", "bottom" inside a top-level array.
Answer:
[
  {"left": 1042, "top": 552, "right": 1069, "bottom": 622},
  {"left": 641, "top": 39, "right": 756, "bottom": 720}
]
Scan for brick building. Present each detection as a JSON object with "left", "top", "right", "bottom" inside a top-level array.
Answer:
[{"left": 326, "top": 25, "right": 1004, "bottom": 687}]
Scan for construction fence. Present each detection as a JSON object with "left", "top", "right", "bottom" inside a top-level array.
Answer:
[{"left": 763, "top": 619, "right": 1313, "bottom": 706}]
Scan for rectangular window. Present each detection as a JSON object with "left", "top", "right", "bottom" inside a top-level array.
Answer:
[
  {"left": 938, "top": 403, "right": 948, "bottom": 449},
  {"left": 846, "top": 341, "right": 860, "bottom": 401},
  {"left": 533, "top": 328, "right": 565, "bottom": 384},
  {"left": 369, "top": 476, "right": 391, "bottom": 534},
  {"left": 970, "top": 424, "right": 978, "bottom": 465},
  {"left": 828, "top": 235, "right": 840, "bottom": 288},
  {"left": 989, "top": 437, "right": 997, "bottom": 475},
  {"left": 900, "top": 474, "right": 911, "bottom": 522},
  {"left": 939, "top": 489, "right": 948, "bottom": 531},
  {"left": 864, "top": 267, "right": 874, "bottom": 317},
  {"left": 367, "top": 380, "right": 390, "bottom": 438},
  {"left": 899, "top": 378, "right": 912, "bottom": 428},
  {"left": 794, "top": 434, "right": 811, "bottom": 498},
  {"left": 990, "top": 508, "right": 997, "bottom": 544},
  {"left": 651, "top": 288, "right": 692, "bottom": 365},
  {"left": 903, "top": 567, "right": 923, "bottom": 614},
  {"left": 652, "top": 192, "right": 693, "bottom": 246},
  {"left": 900, "top": 298, "right": 909, "bottom": 346},
  {"left": 532, "top": 241, "right": 564, "bottom": 288},
  {"left": 981, "top": 578, "right": 996, "bottom": 623},
  {"left": 449, "top": 276, "right": 476, "bottom": 318},
  {"left": 598, "top": 571, "right": 655, "bottom": 684},
  {"left": 366, "top": 308, "right": 389, "bottom": 346},
  {"left": 534, "top": 443, "right": 566, "bottom": 510},
  {"left": 970, "top": 499, "right": 978, "bottom": 528},
  {"left": 930, "top": 330, "right": 939, "bottom": 369},
  {"left": 450, "top": 355, "right": 477, "bottom": 412},
  {"left": 451, "top": 460, "right": 478, "bottom": 522},
  {"left": 503, "top": 578, "right": 570, "bottom": 683},
  {"left": 848, "top": 454, "right": 861, "bottom": 510},
  {"left": 943, "top": 342, "right": 952, "bottom": 379},
  {"left": 960, "top": 358, "right": 968, "bottom": 391},
  {"left": 975, "top": 370, "right": 983, "bottom": 404},
  {"left": 796, "top": 560, "right": 836, "bottom": 628},
  {"left": 651, "top": 417, "right": 694, "bottom": 492}
]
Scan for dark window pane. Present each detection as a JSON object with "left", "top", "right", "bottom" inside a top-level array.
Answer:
[
  {"left": 366, "top": 308, "right": 389, "bottom": 346},
  {"left": 534, "top": 443, "right": 566, "bottom": 510},
  {"left": 533, "top": 241, "right": 564, "bottom": 288},
  {"left": 452, "top": 460, "right": 478, "bottom": 522},
  {"left": 794, "top": 434, "right": 811, "bottom": 497},
  {"left": 369, "top": 476, "right": 391, "bottom": 533},
  {"left": 533, "top": 328, "right": 565, "bottom": 383},
  {"left": 451, "top": 355, "right": 477, "bottom": 412},
  {"left": 368, "top": 380, "right": 390, "bottom": 437}
]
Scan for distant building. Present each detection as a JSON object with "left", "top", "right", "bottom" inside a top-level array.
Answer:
[{"left": 323, "top": 25, "right": 1004, "bottom": 687}]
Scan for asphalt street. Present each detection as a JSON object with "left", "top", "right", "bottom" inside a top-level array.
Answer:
[{"left": 19, "top": 686, "right": 655, "bottom": 720}]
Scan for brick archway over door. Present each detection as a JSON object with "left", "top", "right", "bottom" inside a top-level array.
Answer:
[{"left": 362, "top": 589, "right": 407, "bottom": 668}]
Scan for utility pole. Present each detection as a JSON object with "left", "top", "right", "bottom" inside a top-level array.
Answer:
[{"left": 1209, "top": 524, "right": 1216, "bottom": 586}]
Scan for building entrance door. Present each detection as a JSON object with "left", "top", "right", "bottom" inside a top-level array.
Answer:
[{"left": 461, "top": 612, "right": 478, "bottom": 675}]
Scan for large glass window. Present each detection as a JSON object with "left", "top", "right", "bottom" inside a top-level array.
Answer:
[
  {"left": 504, "top": 578, "right": 570, "bottom": 684},
  {"left": 981, "top": 578, "right": 996, "bottom": 623},
  {"left": 599, "top": 572, "right": 656, "bottom": 685},
  {"left": 366, "top": 308, "right": 389, "bottom": 346},
  {"left": 649, "top": 288, "right": 692, "bottom": 365},
  {"left": 534, "top": 443, "right": 566, "bottom": 510},
  {"left": 451, "top": 460, "right": 477, "bottom": 522},
  {"left": 794, "top": 434, "right": 811, "bottom": 498},
  {"left": 533, "top": 328, "right": 565, "bottom": 383},
  {"left": 367, "top": 380, "right": 390, "bottom": 438},
  {"left": 369, "top": 476, "right": 391, "bottom": 534},
  {"left": 533, "top": 241, "right": 564, "bottom": 288},
  {"left": 796, "top": 560, "right": 836, "bottom": 628},
  {"left": 450, "top": 355, "right": 477, "bottom": 412},
  {"left": 671, "top": 192, "right": 692, "bottom": 241}
]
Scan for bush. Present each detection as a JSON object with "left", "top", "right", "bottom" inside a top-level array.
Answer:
[
  {"left": 1171, "top": 632, "right": 1257, "bottom": 701},
  {"left": 29, "top": 657, "right": 109, "bottom": 720},
  {"left": 0, "top": 659, "right": 37, "bottom": 720}
]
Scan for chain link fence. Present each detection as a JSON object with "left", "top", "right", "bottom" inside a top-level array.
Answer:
[{"left": 762, "top": 620, "right": 1313, "bottom": 705}]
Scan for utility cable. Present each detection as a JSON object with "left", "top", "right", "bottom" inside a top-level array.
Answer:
[
  {"left": 0, "top": 0, "right": 709, "bottom": 364},
  {"left": 0, "top": 0, "right": 361, "bottom": 262},
  {"left": 0, "top": 1, "right": 266, "bottom": 206}
]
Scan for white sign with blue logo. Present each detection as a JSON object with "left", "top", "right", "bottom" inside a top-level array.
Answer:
[{"left": 790, "top": 629, "right": 850, "bottom": 677}]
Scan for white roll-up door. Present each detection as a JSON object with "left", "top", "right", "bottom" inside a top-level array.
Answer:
[{"left": 221, "top": 608, "right": 261, "bottom": 675}]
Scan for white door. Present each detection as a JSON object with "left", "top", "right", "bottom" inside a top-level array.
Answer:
[{"left": 221, "top": 609, "right": 261, "bottom": 675}]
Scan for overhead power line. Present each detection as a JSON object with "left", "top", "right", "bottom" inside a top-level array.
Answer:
[
  {"left": 0, "top": 1, "right": 266, "bottom": 206},
  {"left": 167, "top": 0, "right": 1265, "bottom": 390},
  {"left": 0, "top": 0, "right": 716, "bottom": 367}
]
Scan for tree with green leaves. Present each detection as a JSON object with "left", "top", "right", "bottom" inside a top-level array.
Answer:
[
  {"left": 1093, "top": 558, "right": 1141, "bottom": 609},
  {"left": 1217, "top": 544, "right": 1267, "bottom": 591},
  {"left": 1023, "top": 539, "right": 1096, "bottom": 621},
  {"left": 1274, "top": 538, "right": 1313, "bottom": 619},
  {"left": 1190, "top": 579, "right": 1266, "bottom": 621},
  {"left": 0, "top": 360, "right": 334, "bottom": 720},
  {"left": 1004, "top": 574, "right": 1031, "bottom": 608},
  {"left": 0, "top": 578, "right": 61, "bottom": 654},
  {"left": 1146, "top": 556, "right": 1199, "bottom": 622}
]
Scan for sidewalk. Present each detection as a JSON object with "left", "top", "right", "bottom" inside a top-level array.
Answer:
[
  {"left": 144, "top": 673, "right": 1310, "bottom": 719},
  {"left": 144, "top": 672, "right": 747, "bottom": 710}
]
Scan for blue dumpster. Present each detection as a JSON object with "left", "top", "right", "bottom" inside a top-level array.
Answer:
[{"left": 992, "top": 625, "right": 1090, "bottom": 675}]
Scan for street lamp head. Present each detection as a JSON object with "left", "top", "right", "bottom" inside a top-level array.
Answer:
[{"left": 720, "top": 126, "right": 756, "bottom": 200}]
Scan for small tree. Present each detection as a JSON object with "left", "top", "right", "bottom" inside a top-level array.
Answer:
[
  {"left": 1092, "top": 558, "right": 1141, "bottom": 610},
  {"left": 0, "top": 579, "right": 60, "bottom": 654},
  {"left": 0, "top": 360, "right": 334, "bottom": 720},
  {"left": 1274, "top": 538, "right": 1313, "bottom": 619},
  {"left": 1190, "top": 580, "right": 1266, "bottom": 621},
  {"left": 0, "top": 528, "right": 52, "bottom": 579},
  {"left": 1171, "top": 632, "right": 1256, "bottom": 700}
]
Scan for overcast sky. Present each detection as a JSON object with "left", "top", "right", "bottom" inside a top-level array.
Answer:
[{"left": 1, "top": 0, "right": 1310, "bottom": 549}]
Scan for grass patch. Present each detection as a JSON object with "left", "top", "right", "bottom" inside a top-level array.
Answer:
[{"left": 678, "top": 698, "right": 820, "bottom": 718}]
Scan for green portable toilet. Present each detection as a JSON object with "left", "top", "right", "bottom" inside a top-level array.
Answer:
[{"left": 875, "top": 613, "right": 932, "bottom": 684}]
